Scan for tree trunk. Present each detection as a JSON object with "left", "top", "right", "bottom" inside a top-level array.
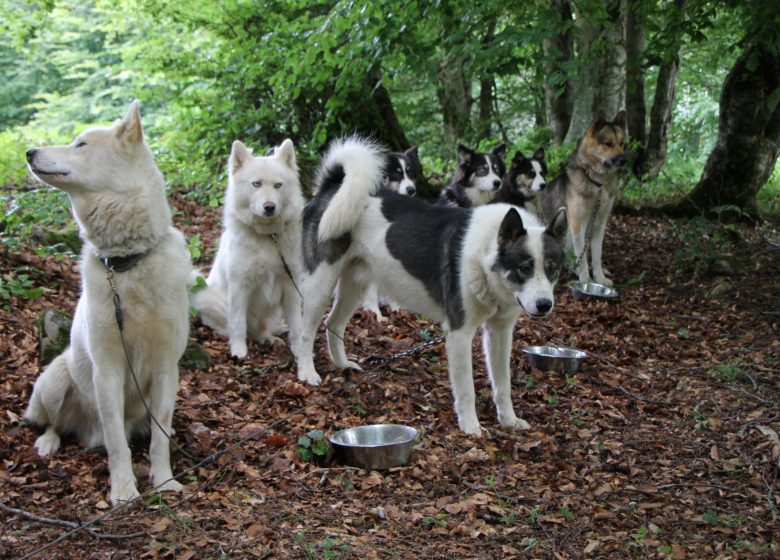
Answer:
[
  {"left": 636, "top": 53, "right": 680, "bottom": 180},
  {"left": 477, "top": 77, "right": 494, "bottom": 139},
  {"left": 624, "top": 0, "right": 646, "bottom": 148},
  {"left": 564, "top": 0, "right": 626, "bottom": 145},
  {"left": 334, "top": 66, "right": 410, "bottom": 151},
  {"left": 672, "top": 45, "right": 780, "bottom": 219},
  {"left": 542, "top": 0, "right": 575, "bottom": 144},
  {"left": 436, "top": 54, "right": 472, "bottom": 148}
]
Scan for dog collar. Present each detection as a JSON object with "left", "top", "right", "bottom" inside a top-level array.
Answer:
[
  {"left": 97, "top": 248, "right": 153, "bottom": 273},
  {"left": 584, "top": 172, "right": 604, "bottom": 188}
]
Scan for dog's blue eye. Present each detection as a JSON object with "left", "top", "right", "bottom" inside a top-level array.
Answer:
[
  {"left": 274, "top": 182, "right": 283, "bottom": 189},
  {"left": 475, "top": 167, "right": 488, "bottom": 176},
  {"left": 76, "top": 141, "right": 87, "bottom": 148},
  {"left": 252, "top": 181, "right": 262, "bottom": 188}
]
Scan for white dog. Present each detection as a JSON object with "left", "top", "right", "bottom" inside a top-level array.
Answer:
[
  {"left": 191, "top": 139, "right": 304, "bottom": 360},
  {"left": 24, "top": 101, "right": 192, "bottom": 506}
]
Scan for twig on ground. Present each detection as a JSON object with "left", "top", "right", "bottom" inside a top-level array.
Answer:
[{"left": 0, "top": 503, "right": 145, "bottom": 541}]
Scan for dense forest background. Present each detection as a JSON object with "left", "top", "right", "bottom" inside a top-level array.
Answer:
[{"left": 1, "top": 0, "right": 779, "bottom": 241}]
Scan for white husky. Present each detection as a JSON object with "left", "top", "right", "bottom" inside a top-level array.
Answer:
[
  {"left": 24, "top": 101, "right": 192, "bottom": 506},
  {"left": 299, "top": 137, "right": 567, "bottom": 435},
  {"left": 191, "top": 139, "right": 304, "bottom": 360}
]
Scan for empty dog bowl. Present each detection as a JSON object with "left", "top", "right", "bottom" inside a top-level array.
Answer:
[
  {"left": 569, "top": 281, "right": 619, "bottom": 300},
  {"left": 330, "top": 424, "right": 419, "bottom": 470},
  {"left": 523, "top": 345, "right": 588, "bottom": 374}
]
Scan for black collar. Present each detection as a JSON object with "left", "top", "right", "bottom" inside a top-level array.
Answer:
[
  {"left": 583, "top": 171, "right": 603, "bottom": 188},
  {"left": 98, "top": 249, "right": 153, "bottom": 273}
]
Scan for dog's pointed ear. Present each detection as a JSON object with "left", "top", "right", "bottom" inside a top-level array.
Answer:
[
  {"left": 498, "top": 207, "right": 527, "bottom": 249},
  {"left": 532, "top": 147, "right": 545, "bottom": 162},
  {"left": 116, "top": 100, "right": 143, "bottom": 144},
  {"left": 588, "top": 111, "right": 607, "bottom": 134},
  {"left": 275, "top": 138, "right": 298, "bottom": 171},
  {"left": 457, "top": 144, "right": 473, "bottom": 165},
  {"left": 511, "top": 150, "right": 527, "bottom": 165},
  {"left": 229, "top": 140, "right": 252, "bottom": 173},
  {"left": 612, "top": 110, "right": 628, "bottom": 132},
  {"left": 545, "top": 207, "right": 568, "bottom": 242},
  {"left": 493, "top": 143, "right": 507, "bottom": 161},
  {"left": 405, "top": 145, "right": 419, "bottom": 162}
]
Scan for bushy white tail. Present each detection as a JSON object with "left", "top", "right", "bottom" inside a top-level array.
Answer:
[{"left": 316, "top": 136, "right": 385, "bottom": 242}]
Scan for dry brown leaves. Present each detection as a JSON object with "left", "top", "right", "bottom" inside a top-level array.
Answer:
[{"left": 1, "top": 198, "right": 778, "bottom": 559}]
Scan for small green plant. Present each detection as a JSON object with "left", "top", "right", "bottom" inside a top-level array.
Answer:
[
  {"left": 188, "top": 234, "right": 202, "bottom": 262},
  {"left": 296, "top": 429, "right": 330, "bottom": 463},
  {"left": 546, "top": 393, "right": 559, "bottom": 406},
  {"left": 484, "top": 473, "right": 497, "bottom": 487},
  {"left": 525, "top": 378, "right": 535, "bottom": 389},
  {"left": 565, "top": 374, "right": 577, "bottom": 386},
  {"left": 558, "top": 506, "right": 573, "bottom": 520},
  {"left": 422, "top": 513, "right": 449, "bottom": 528},
  {"left": 677, "top": 327, "right": 689, "bottom": 339},
  {"left": 710, "top": 362, "right": 744, "bottom": 382},
  {"left": 527, "top": 506, "right": 541, "bottom": 525},
  {"left": 0, "top": 273, "right": 44, "bottom": 305}
]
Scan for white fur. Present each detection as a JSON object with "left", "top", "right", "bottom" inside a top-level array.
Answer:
[
  {"left": 191, "top": 139, "right": 304, "bottom": 360},
  {"left": 24, "top": 101, "right": 192, "bottom": 506},
  {"left": 299, "top": 140, "right": 563, "bottom": 433},
  {"left": 316, "top": 137, "right": 385, "bottom": 242}
]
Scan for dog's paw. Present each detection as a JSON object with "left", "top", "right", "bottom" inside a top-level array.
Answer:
[
  {"left": 263, "top": 335, "right": 285, "bottom": 347},
  {"left": 34, "top": 428, "right": 61, "bottom": 456},
  {"left": 110, "top": 483, "right": 141, "bottom": 507},
  {"left": 230, "top": 340, "right": 248, "bottom": 359},
  {"left": 503, "top": 417, "right": 531, "bottom": 431},
  {"left": 594, "top": 275, "right": 614, "bottom": 287},
  {"left": 154, "top": 478, "right": 183, "bottom": 494},
  {"left": 298, "top": 368, "right": 322, "bottom": 386},
  {"left": 459, "top": 420, "right": 483, "bottom": 436},
  {"left": 339, "top": 360, "right": 363, "bottom": 372}
]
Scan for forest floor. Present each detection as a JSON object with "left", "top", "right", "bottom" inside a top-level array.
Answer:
[{"left": 1, "top": 191, "right": 779, "bottom": 559}]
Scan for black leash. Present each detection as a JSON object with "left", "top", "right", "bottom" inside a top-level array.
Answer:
[{"left": 104, "top": 264, "right": 205, "bottom": 464}]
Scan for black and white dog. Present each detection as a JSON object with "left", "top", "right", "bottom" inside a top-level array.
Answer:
[
  {"left": 362, "top": 147, "right": 423, "bottom": 320},
  {"left": 437, "top": 143, "right": 506, "bottom": 208},
  {"left": 494, "top": 148, "right": 547, "bottom": 213},
  {"left": 298, "top": 137, "right": 567, "bottom": 435},
  {"left": 383, "top": 147, "right": 421, "bottom": 196}
]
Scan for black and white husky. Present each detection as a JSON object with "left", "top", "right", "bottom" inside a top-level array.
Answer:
[
  {"left": 495, "top": 148, "right": 548, "bottom": 213},
  {"left": 298, "top": 137, "right": 567, "bottom": 435},
  {"left": 383, "top": 147, "right": 421, "bottom": 196},
  {"left": 437, "top": 143, "right": 506, "bottom": 208}
]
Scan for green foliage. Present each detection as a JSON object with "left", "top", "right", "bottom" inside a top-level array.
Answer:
[
  {"left": 0, "top": 272, "right": 44, "bottom": 309},
  {"left": 669, "top": 215, "right": 743, "bottom": 276},
  {"left": 295, "top": 429, "right": 330, "bottom": 463}
]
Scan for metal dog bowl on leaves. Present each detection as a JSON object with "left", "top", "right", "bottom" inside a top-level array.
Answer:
[
  {"left": 522, "top": 345, "right": 588, "bottom": 374},
  {"left": 569, "top": 280, "right": 619, "bottom": 300},
  {"left": 330, "top": 424, "right": 419, "bottom": 470}
]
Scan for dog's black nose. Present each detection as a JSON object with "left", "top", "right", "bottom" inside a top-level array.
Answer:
[
  {"left": 612, "top": 155, "right": 627, "bottom": 168},
  {"left": 263, "top": 202, "right": 276, "bottom": 216},
  {"left": 539, "top": 182, "right": 547, "bottom": 191},
  {"left": 26, "top": 149, "right": 37, "bottom": 163},
  {"left": 493, "top": 179, "right": 502, "bottom": 189},
  {"left": 406, "top": 186, "right": 416, "bottom": 196},
  {"left": 536, "top": 298, "right": 552, "bottom": 314}
]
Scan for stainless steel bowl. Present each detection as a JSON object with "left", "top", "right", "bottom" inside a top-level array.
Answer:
[
  {"left": 330, "top": 424, "right": 419, "bottom": 470},
  {"left": 522, "top": 345, "right": 588, "bottom": 374},
  {"left": 569, "top": 281, "right": 619, "bottom": 300}
]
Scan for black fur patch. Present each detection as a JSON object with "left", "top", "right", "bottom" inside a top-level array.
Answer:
[
  {"left": 302, "top": 164, "right": 352, "bottom": 272},
  {"left": 380, "top": 191, "right": 470, "bottom": 329}
]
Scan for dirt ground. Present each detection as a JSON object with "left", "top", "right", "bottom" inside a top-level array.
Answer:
[{"left": 1, "top": 193, "right": 779, "bottom": 559}]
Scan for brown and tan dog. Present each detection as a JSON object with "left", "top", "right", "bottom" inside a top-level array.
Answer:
[{"left": 542, "top": 111, "right": 626, "bottom": 286}]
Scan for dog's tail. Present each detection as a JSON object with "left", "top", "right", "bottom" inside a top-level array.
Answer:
[
  {"left": 188, "top": 269, "right": 228, "bottom": 336},
  {"left": 314, "top": 136, "right": 385, "bottom": 242}
]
